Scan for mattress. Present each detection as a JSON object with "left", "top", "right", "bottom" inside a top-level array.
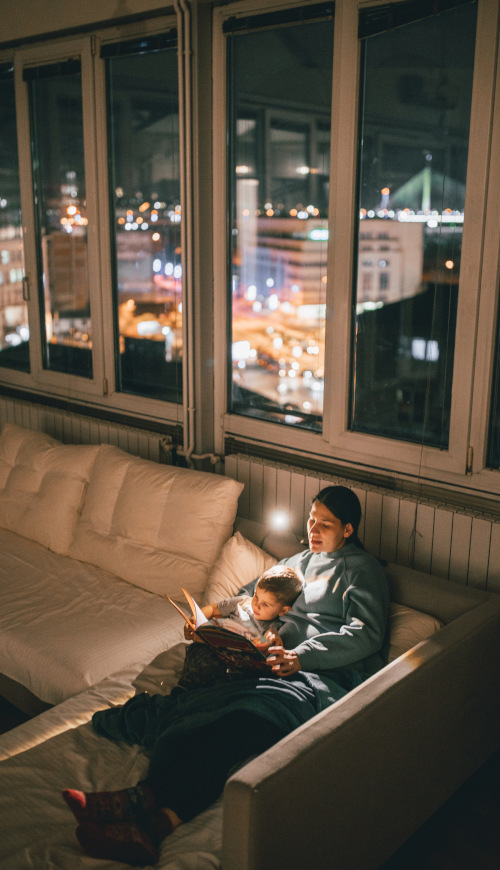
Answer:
[
  {"left": 0, "top": 527, "right": 185, "bottom": 705},
  {"left": 0, "top": 643, "right": 222, "bottom": 869}
]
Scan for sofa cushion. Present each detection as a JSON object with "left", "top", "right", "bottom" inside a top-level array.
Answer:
[
  {"left": 0, "top": 423, "right": 100, "bottom": 555},
  {"left": 388, "top": 602, "right": 443, "bottom": 662},
  {"left": 203, "top": 531, "right": 278, "bottom": 605},
  {"left": 68, "top": 445, "right": 244, "bottom": 599}
]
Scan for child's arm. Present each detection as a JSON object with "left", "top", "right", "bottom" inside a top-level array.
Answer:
[
  {"left": 201, "top": 603, "right": 222, "bottom": 619},
  {"left": 184, "top": 603, "right": 221, "bottom": 640}
]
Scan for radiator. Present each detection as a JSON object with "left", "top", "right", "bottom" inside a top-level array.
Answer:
[
  {"left": 0, "top": 395, "right": 171, "bottom": 464},
  {"left": 225, "top": 453, "right": 500, "bottom": 594}
]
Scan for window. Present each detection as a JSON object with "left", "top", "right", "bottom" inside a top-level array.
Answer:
[
  {"left": 218, "top": 0, "right": 500, "bottom": 491},
  {"left": 7, "top": 21, "right": 182, "bottom": 416},
  {"left": 0, "top": 63, "right": 28, "bottom": 372},
  {"left": 351, "top": 2, "right": 476, "bottom": 447},
  {"left": 103, "top": 33, "right": 182, "bottom": 403},
  {"left": 226, "top": 4, "right": 334, "bottom": 431}
]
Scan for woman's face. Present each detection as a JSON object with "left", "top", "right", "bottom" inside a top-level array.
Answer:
[{"left": 307, "top": 500, "right": 353, "bottom": 553}]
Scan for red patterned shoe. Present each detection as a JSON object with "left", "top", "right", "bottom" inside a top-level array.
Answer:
[{"left": 63, "top": 782, "right": 156, "bottom": 824}]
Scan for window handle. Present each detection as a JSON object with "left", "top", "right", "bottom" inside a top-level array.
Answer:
[{"left": 22, "top": 275, "right": 30, "bottom": 301}]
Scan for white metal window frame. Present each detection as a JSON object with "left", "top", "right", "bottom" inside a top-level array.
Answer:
[
  {"left": 14, "top": 37, "right": 105, "bottom": 400},
  {"left": 213, "top": 0, "right": 500, "bottom": 498},
  {"left": 0, "top": 15, "right": 184, "bottom": 427}
]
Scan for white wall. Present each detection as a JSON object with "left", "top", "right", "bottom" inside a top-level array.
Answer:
[{"left": 0, "top": 0, "right": 173, "bottom": 44}]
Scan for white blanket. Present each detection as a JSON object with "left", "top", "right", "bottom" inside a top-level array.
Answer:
[
  {"left": 0, "top": 644, "right": 222, "bottom": 869},
  {"left": 0, "top": 528, "right": 185, "bottom": 705}
]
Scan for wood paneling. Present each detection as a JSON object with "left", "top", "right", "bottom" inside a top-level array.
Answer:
[{"left": 225, "top": 453, "right": 498, "bottom": 591}]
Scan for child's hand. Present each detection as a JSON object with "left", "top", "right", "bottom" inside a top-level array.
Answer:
[
  {"left": 253, "top": 631, "right": 283, "bottom": 654},
  {"left": 266, "top": 630, "right": 283, "bottom": 648}
]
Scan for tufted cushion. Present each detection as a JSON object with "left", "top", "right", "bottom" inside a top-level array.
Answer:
[
  {"left": 203, "top": 531, "right": 278, "bottom": 605},
  {"left": 0, "top": 423, "right": 100, "bottom": 555},
  {"left": 68, "top": 445, "right": 244, "bottom": 599}
]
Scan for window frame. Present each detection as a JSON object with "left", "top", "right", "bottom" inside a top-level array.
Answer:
[
  {"left": 1, "top": 15, "right": 185, "bottom": 427},
  {"left": 14, "top": 36, "right": 105, "bottom": 399},
  {"left": 214, "top": 0, "right": 500, "bottom": 496},
  {"left": 469, "top": 18, "right": 500, "bottom": 487}
]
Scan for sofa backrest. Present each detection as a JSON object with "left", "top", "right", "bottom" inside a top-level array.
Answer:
[
  {"left": 0, "top": 423, "right": 100, "bottom": 555},
  {"left": 0, "top": 424, "right": 244, "bottom": 600},
  {"left": 385, "top": 562, "right": 489, "bottom": 623},
  {"left": 68, "top": 443, "right": 244, "bottom": 598}
]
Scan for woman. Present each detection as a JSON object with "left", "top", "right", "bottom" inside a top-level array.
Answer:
[{"left": 63, "top": 485, "right": 389, "bottom": 866}]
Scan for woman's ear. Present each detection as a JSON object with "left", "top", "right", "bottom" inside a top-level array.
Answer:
[{"left": 344, "top": 522, "right": 354, "bottom": 538}]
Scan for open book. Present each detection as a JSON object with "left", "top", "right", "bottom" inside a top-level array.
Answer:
[{"left": 167, "top": 587, "right": 269, "bottom": 673}]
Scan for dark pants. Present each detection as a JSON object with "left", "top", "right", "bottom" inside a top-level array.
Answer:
[{"left": 145, "top": 710, "right": 286, "bottom": 822}]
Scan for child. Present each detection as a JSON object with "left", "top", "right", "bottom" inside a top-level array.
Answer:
[{"left": 177, "top": 564, "right": 303, "bottom": 689}]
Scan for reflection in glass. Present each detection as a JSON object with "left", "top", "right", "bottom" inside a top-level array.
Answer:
[
  {"left": 106, "top": 42, "right": 182, "bottom": 403},
  {"left": 228, "top": 14, "right": 334, "bottom": 431},
  {"left": 0, "top": 65, "right": 28, "bottom": 372},
  {"left": 351, "top": 3, "right": 477, "bottom": 446},
  {"left": 28, "top": 63, "right": 92, "bottom": 378}
]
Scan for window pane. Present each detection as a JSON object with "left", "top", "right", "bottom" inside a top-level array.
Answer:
[
  {"left": 351, "top": 3, "right": 476, "bottom": 447},
  {"left": 29, "top": 65, "right": 92, "bottom": 378},
  {"left": 106, "top": 43, "right": 182, "bottom": 403},
  {"left": 228, "top": 15, "right": 334, "bottom": 431},
  {"left": 0, "top": 67, "right": 28, "bottom": 372}
]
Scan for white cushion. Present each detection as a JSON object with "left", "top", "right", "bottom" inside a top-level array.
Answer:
[
  {"left": 0, "top": 423, "right": 100, "bottom": 555},
  {"left": 388, "top": 603, "right": 443, "bottom": 662},
  {"left": 203, "top": 531, "right": 278, "bottom": 605},
  {"left": 68, "top": 445, "right": 244, "bottom": 599}
]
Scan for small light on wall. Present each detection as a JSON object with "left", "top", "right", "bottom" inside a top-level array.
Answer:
[{"left": 269, "top": 510, "right": 291, "bottom": 531}]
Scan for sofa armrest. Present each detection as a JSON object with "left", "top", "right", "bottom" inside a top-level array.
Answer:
[{"left": 222, "top": 597, "right": 500, "bottom": 870}]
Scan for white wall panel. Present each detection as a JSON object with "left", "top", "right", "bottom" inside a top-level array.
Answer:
[
  {"left": 364, "top": 490, "right": 383, "bottom": 559},
  {"left": 262, "top": 463, "right": 278, "bottom": 525},
  {"left": 413, "top": 503, "right": 435, "bottom": 575},
  {"left": 290, "top": 471, "right": 306, "bottom": 540},
  {"left": 430, "top": 507, "right": 454, "bottom": 579},
  {"left": 487, "top": 522, "right": 500, "bottom": 593},
  {"left": 467, "top": 517, "right": 492, "bottom": 588},
  {"left": 248, "top": 460, "right": 264, "bottom": 524},
  {"left": 379, "top": 494, "right": 400, "bottom": 565},
  {"left": 449, "top": 513, "right": 472, "bottom": 585}
]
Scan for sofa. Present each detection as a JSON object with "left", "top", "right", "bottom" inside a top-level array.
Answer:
[
  {"left": 0, "top": 422, "right": 243, "bottom": 712},
  {"left": 0, "top": 423, "right": 499, "bottom": 869}
]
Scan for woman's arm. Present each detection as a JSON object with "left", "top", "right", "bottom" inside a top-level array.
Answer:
[{"left": 278, "top": 552, "right": 389, "bottom": 673}]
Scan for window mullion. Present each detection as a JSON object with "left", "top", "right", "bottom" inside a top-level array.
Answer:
[
  {"left": 13, "top": 52, "right": 43, "bottom": 385},
  {"left": 323, "top": 0, "right": 360, "bottom": 447}
]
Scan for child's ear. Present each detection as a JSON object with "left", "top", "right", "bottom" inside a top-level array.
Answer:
[{"left": 279, "top": 604, "right": 291, "bottom": 615}]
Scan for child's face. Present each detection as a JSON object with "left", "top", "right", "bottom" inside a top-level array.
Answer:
[{"left": 251, "top": 585, "right": 287, "bottom": 621}]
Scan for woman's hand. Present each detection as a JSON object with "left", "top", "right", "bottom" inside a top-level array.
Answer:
[{"left": 266, "top": 645, "right": 301, "bottom": 676}]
